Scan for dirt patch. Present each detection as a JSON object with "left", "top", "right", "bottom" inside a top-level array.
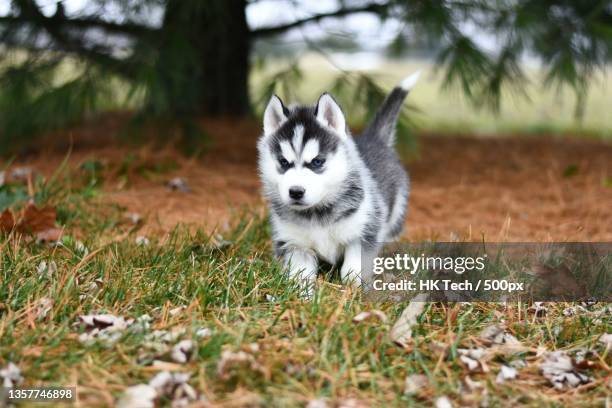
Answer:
[
  {"left": 409, "top": 134, "right": 612, "bottom": 241},
  {"left": 8, "top": 117, "right": 612, "bottom": 241}
]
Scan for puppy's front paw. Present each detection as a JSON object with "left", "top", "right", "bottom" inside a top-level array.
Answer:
[
  {"left": 296, "top": 279, "right": 315, "bottom": 300},
  {"left": 284, "top": 248, "right": 318, "bottom": 300},
  {"left": 340, "top": 261, "right": 363, "bottom": 288},
  {"left": 341, "top": 242, "right": 363, "bottom": 287}
]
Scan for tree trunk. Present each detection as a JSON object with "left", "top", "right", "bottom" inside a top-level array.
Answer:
[{"left": 157, "top": 0, "right": 250, "bottom": 117}]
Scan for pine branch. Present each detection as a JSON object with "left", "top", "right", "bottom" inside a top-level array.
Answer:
[
  {"left": 0, "top": 15, "right": 158, "bottom": 37},
  {"left": 251, "top": 2, "right": 389, "bottom": 37},
  {"left": 2, "top": 0, "right": 157, "bottom": 37},
  {"left": 3, "top": 0, "right": 140, "bottom": 79}
]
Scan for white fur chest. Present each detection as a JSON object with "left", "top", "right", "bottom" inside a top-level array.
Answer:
[{"left": 272, "top": 213, "right": 366, "bottom": 263}]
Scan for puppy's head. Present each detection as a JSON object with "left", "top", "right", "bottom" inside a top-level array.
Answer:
[{"left": 257, "top": 93, "right": 352, "bottom": 211}]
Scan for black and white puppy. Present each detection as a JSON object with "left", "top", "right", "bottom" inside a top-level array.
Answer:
[{"left": 257, "top": 72, "right": 420, "bottom": 293}]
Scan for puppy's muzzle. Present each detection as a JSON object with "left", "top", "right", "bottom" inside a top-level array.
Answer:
[{"left": 289, "top": 186, "right": 305, "bottom": 200}]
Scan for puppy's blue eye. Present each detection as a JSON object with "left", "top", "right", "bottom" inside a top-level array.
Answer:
[
  {"left": 279, "top": 158, "right": 290, "bottom": 168},
  {"left": 311, "top": 157, "right": 325, "bottom": 168}
]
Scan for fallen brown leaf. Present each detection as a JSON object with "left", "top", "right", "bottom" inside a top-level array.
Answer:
[
  {"left": 390, "top": 294, "right": 427, "bottom": 347},
  {"left": 435, "top": 396, "right": 453, "bottom": 408},
  {"left": 0, "top": 209, "right": 15, "bottom": 233},
  {"left": 117, "top": 384, "right": 156, "bottom": 408},
  {"left": 458, "top": 348, "right": 489, "bottom": 373},
  {"left": 479, "top": 324, "right": 521, "bottom": 346},
  {"left": 404, "top": 373, "right": 429, "bottom": 396},
  {"left": 217, "top": 350, "right": 268, "bottom": 381},
  {"left": 496, "top": 365, "right": 518, "bottom": 384},
  {"left": 170, "top": 340, "right": 194, "bottom": 364},
  {"left": 1, "top": 203, "right": 63, "bottom": 241},
  {"left": 17, "top": 203, "right": 57, "bottom": 234},
  {"left": 539, "top": 350, "right": 592, "bottom": 390},
  {"left": 352, "top": 310, "right": 388, "bottom": 324},
  {"left": 36, "top": 228, "right": 63, "bottom": 242},
  {"left": 0, "top": 362, "right": 23, "bottom": 388}
]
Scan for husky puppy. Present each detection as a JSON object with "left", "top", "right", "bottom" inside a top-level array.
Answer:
[{"left": 257, "top": 72, "right": 420, "bottom": 292}]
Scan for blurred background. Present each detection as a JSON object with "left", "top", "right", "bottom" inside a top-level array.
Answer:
[
  {"left": 0, "top": 0, "right": 611, "bottom": 240},
  {"left": 2, "top": 0, "right": 612, "bottom": 145}
]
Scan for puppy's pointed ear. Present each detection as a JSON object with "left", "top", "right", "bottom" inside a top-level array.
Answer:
[
  {"left": 315, "top": 93, "right": 346, "bottom": 135},
  {"left": 263, "top": 95, "right": 287, "bottom": 135}
]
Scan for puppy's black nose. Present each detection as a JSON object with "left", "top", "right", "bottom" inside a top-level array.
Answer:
[{"left": 289, "top": 186, "right": 305, "bottom": 200}]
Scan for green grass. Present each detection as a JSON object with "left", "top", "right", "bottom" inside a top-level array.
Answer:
[{"left": 0, "top": 169, "right": 610, "bottom": 407}]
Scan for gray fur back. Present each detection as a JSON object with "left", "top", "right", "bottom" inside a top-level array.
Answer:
[
  {"left": 355, "top": 86, "right": 410, "bottom": 232},
  {"left": 355, "top": 130, "right": 409, "bottom": 221}
]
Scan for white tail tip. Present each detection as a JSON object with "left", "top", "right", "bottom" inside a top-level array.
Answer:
[{"left": 400, "top": 70, "right": 421, "bottom": 91}]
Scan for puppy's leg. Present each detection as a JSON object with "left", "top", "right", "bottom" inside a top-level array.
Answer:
[
  {"left": 341, "top": 241, "right": 363, "bottom": 287},
  {"left": 284, "top": 248, "right": 318, "bottom": 297},
  {"left": 341, "top": 241, "right": 380, "bottom": 288}
]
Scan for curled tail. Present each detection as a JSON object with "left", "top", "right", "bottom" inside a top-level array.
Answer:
[{"left": 363, "top": 71, "right": 421, "bottom": 146}]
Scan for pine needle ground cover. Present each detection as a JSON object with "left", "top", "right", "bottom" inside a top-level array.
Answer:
[{"left": 0, "top": 162, "right": 610, "bottom": 407}]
